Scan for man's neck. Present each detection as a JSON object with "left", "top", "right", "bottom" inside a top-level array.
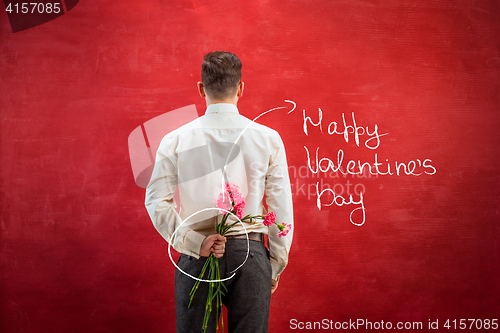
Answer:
[{"left": 205, "top": 96, "right": 238, "bottom": 107}]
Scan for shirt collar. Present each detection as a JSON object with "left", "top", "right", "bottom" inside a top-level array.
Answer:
[{"left": 205, "top": 103, "right": 239, "bottom": 115}]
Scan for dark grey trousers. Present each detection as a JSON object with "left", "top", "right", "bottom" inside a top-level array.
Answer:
[{"left": 175, "top": 239, "right": 272, "bottom": 333}]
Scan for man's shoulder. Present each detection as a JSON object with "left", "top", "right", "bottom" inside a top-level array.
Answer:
[
  {"left": 155, "top": 118, "right": 202, "bottom": 152},
  {"left": 164, "top": 117, "right": 203, "bottom": 138},
  {"left": 240, "top": 115, "right": 281, "bottom": 138},
  {"left": 160, "top": 111, "right": 283, "bottom": 145}
]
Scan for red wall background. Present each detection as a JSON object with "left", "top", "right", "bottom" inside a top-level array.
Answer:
[{"left": 1, "top": 1, "right": 499, "bottom": 332}]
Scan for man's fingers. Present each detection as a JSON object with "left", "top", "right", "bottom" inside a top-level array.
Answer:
[
  {"left": 212, "top": 236, "right": 226, "bottom": 251},
  {"left": 215, "top": 234, "right": 226, "bottom": 242},
  {"left": 208, "top": 233, "right": 225, "bottom": 240},
  {"left": 210, "top": 235, "right": 226, "bottom": 258},
  {"left": 211, "top": 244, "right": 225, "bottom": 253},
  {"left": 213, "top": 240, "right": 225, "bottom": 247},
  {"left": 211, "top": 244, "right": 225, "bottom": 251},
  {"left": 211, "top": 245, "right": 225, "bottom": 258},
  {"left": 212, "top": 252, "right": 224, "bottom": 258},
  {"left": 271, "top": 279, "right": 279, "bottom": 294},
  {"left": 207, "top": 234, "right": 226, "bottom": 245},
  {"left": 200, "top": 234, "right": 225, "bottom": 257},
  {"left": 200, "top": 234, "right": 228, "bottom": 257}
]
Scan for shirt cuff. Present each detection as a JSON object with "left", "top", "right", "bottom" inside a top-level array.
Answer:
[
  {"left": 271, "top": 260, "right": 286, "bottom": 281},
  {"left": 180, "top": 229, "right": 206, "bottom": 259}
]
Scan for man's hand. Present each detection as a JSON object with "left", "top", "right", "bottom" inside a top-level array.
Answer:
[
  {"left": 271, "top": 279, "right": 279, "bottom": 294},
  {"left": 200, "top": 234, "right": 226, "bottom": 258}
]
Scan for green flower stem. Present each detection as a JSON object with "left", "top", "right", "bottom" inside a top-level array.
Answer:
[
  {"left": 188, "top": 254, "right": 211, "bottom": 308},
  {"left": 190, "top": 209, "right": 269, "bottom": 332},
  {"left": 215, "top": 258, "right": 224, "bottom": 331}
]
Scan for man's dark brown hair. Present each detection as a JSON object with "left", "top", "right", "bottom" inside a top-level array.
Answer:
[{"left": 201, "top": 51, "right": 242, "bottom": 100}]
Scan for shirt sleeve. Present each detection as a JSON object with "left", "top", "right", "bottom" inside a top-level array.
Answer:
[
  {"left": 265, "top": 134, "right": 294, "bottom": 281},
  {"left": 144, "top": 135, "right": 206, "bottom": 259}
]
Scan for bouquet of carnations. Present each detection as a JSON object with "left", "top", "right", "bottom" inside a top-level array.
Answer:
[{"left": 188, "top": 182, "right": 291, "bottom": 332}]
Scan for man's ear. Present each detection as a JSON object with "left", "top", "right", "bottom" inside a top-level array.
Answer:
[
  {"left": 197, "top": 82, "right": 206, "bottom": 98},
  {"left": 237, "top": 82, "right": 244, "bottom": 98}
]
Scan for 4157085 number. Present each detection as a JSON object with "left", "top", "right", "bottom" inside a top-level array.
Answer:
[
  {"left": 444, "top": 319, "right": 498, "bottom": 330},
  {"left": 5, "top": 2, "right": 62, "bottom": 14}
]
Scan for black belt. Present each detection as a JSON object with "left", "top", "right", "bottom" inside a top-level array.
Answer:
[{"left": 225, "top": 232, "right": 264, "bottom": 242}]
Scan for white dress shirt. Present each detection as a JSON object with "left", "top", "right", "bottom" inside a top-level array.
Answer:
[{"left": 145, "top": 103, "right": 293, "bottom": 280}]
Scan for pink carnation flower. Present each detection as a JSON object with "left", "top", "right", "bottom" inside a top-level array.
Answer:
[
  {"left": 234, "top": 202, "right": 245, "bottom": 219},
  {"left": 263, "top": 212, "right": 276, "bottom": 226},
  {"left": 277, "top": 223, "right": 291, "bottom": 237},
  {"left": 226, "top": 183, "right": 244, "bottom": 206},
  {"left": 232, "top": 192, "right": 244, "bottom": 206},
  {"left": 224, "top": 182, "right": 240, "bottom": 194},
  {"left": 214, "top": 193, "right": 232, "bottom": 215},
  {"left": 215, "top": 182, "right": 245, "bottom": 217}
]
